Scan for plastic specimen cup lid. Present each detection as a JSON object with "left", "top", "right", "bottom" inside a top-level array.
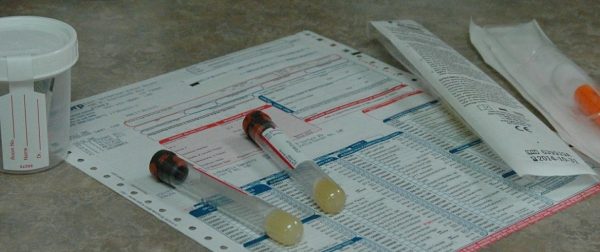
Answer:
[{"left": 0, "top": 16, "right": 78, "bottom": 81}]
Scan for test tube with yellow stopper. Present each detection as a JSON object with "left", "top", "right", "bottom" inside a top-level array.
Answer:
[
  {"left": 149, "top": 150, "right": 303, "bottom": 246},
  {"left": 242, "top": 111, "right": 346, "bottom": 214}
]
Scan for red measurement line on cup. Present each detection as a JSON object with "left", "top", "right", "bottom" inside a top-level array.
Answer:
[
  {"left": 11, "top": 95, "right": 15, "bottom": 138},
  {"left": 23, "top": 94, "right": 28, "bottom": 146},
  {"left": 37, "top": 98, "right": 41, "bottom": 151}
]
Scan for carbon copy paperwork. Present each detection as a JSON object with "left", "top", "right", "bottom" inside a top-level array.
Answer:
[{"left": 66, "top": 31, "right": 600, "bottom": 251}]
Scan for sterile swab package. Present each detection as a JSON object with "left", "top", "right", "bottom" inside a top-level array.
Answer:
[
  {"left": 371, "top": 20, "right": 596, "bottom": 177},
  {"left": 470, "top": 20, "right": 600, "bottom": 167}
]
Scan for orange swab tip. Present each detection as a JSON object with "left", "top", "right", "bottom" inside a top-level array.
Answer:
[{"left": 574, "top": 84, "right": 600, "bottom": 126}]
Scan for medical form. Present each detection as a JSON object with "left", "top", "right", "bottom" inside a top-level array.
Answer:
[{"left": 66, "top": 31, "right": 600, "bottom": 251}]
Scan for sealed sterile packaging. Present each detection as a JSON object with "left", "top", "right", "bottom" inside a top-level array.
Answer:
[
  {"left": 371, "top": 20, "right": 596, "bottom": 177},
  {"left": 470, "top": 20, "right": 600, "bottom": 167}
]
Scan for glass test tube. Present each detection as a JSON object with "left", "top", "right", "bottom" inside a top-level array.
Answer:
[
  {"left": 149, "top": 150, "right": 303, "bottom": 246},
  {"left": 242, "top": 111, "right": 346, "bottom": 214}
]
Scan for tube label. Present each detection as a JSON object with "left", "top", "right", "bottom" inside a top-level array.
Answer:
[{"left": 261, "top": 128, "right": 309, "bottom": 169}]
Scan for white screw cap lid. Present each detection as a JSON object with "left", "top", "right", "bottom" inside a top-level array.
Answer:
[{"left": 0, "top": 16, "right": 78, "bottom": 81}]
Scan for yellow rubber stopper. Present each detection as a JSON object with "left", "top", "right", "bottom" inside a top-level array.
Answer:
[
  {"left": 313, "top": 178, "right": 346, "bottom": 214},
  {"left": 263, "top": 209, "right": 303, "bottom": 246}
]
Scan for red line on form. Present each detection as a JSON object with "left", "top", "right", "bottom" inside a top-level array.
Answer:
[{"left": 192, "top": 166, "right": 247, "bottom": 195}]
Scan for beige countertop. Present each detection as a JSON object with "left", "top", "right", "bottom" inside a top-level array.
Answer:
[{"left": 1, "top": 1, "right": 599, "bottom": 251}]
